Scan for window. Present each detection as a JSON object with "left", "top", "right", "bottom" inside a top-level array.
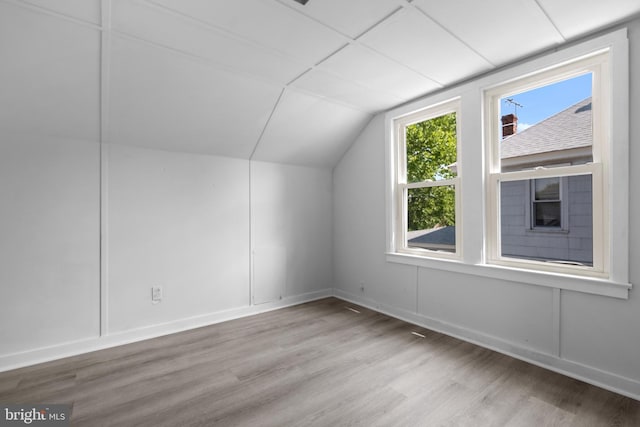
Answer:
[
  {"left": 392, "top": 100, "right": 461, "bottom": 259},
  {"left": 385, "top": 28, "right": 629, "bottom": 298},
  {"left": 485, "top": 54, "right": 606, "bottom": 275},
  {"left": 531, "top": 177, "right": 562, "bottom": 228}
]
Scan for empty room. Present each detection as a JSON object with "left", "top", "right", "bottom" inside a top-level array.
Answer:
[{"left": 1, "top": 0, "right": 639, "bottom": 425}]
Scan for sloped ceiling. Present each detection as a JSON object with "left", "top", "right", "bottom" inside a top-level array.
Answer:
[{"left": 2, "top": 0, "right": 640, "bottom": 167}]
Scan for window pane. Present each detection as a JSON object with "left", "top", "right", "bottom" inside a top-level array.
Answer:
[
  {"left": 534, "top": 202, "right": 561, "bottom": 226},
  {"left": 534, "top": 177, "right": 560, "bottom": 200},
  {"left": 498, "top": 74, "right": 593, "bottom": 173},
  {"left": 406, "top": 113, "right": 457, "bottom": 183},
  {"left": 500, "top": 175, "right": 592, "bottom": 266},
  {"left": 407, "top": 186, "right": 455, "bottom": 252}
]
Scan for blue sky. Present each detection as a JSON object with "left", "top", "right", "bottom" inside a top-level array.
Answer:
[{"left": 500, "top": 73, "right": 592, "bottom": 131}]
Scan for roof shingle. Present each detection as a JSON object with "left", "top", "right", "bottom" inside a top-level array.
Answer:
[{"left": 501, "top": 97, "right": 592, "bottom": 159}]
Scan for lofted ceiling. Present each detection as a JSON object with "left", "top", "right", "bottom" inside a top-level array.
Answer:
[{"left": 1, "top": 0, "right": 639, "bottom": 167}]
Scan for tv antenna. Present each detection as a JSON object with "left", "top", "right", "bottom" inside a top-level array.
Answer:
[{"left": 504, "top": 98, "right": 523, "bottom": 116}]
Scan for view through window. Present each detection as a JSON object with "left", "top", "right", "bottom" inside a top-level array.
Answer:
[
  {"left": 400, "top": 107, "right": 459, "bottom": 255},
  {"left": 497, "top": 73, "right": 594, "bottom": 266}
]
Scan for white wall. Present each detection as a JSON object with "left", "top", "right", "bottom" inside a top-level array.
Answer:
[
  {"left": 0, "top": 137, "right": 100, "bottom": 355},
  {"left": 251, "top": 161, "right": 333, "bottom": 303},
  {"left": 558, "top": 18, "right": 640, "bottom": 385},
  {"left": 106, "top": 145, "right": 251, "bottom": 333},
  {"left": 0, "top": 142, "right": 334, "bottom": 367},
  {"left": 0, "top": 1, "right": 102, "bottom": 356},
  {"left": 333, "top": 19, "right": 640, "bottom": 399},
  {"left": 333, "top": 115, "right": 419, "bottom": 313},
  {"left": 0, "top": 0, "right": 335, "bottom": 369}
]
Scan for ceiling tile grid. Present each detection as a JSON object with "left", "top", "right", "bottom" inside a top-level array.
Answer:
[
  {"left": 252, "top": 89, "right": 372, "bottom": 167},
  {"left": 291, "top": 67, "right": 405, "bottom": 112},
  {"left": 412, "top": 0, "right": 565, "bottom": 65},
  {"left": 0, "top": 1, "right": 100, "bottom": 141},
  {"left": 146, "top": 0, "right": 349, "bottom": 64},
  {"left": 16, "top": 0, "right": 101, "bottom": 25},
  {"left": 108, "top": 36, "right": 283, "bottom": 159},
  {"left": 357, "top": 7, "right": 494, "bottom": 86},
  {"left": 536, "top": 0, "right": 640, "bottom": 39},
  {"left": 314, "top": 43, "right": 442, "bottom": 100},
  {"left": 112, "top": 0, "right": 308, "bottom": 86},
  {"left": 274, "top": 0, "right": 404, "bottom": 38},
  {"left": 4, "top": 0, "right": 640, "bottom": 167}
]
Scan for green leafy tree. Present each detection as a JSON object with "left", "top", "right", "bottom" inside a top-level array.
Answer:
[{"left": 406, "top": 113, "right": 457, "bottom": 231}]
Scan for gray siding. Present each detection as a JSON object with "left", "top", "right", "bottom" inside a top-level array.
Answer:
[{"left": 500, "top": 175, "right": 593, "bottom": 265}]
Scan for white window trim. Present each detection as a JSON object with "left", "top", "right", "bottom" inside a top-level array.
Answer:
[{"left": 385, "top": 28, "right": 631, "bottom": 299}]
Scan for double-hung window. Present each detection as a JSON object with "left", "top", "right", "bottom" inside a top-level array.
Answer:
[
  {"left": 531, "top": 177, "right": 563, "bottom": 228},
  {"left": 485, "top": 53, "right": 608, "bottom": 275},
  {"left": 392, "top": 100, "right": 461, "bottom": 259},
  {"left": 386, "top": 28, "right": 630, "bottom": 298}
]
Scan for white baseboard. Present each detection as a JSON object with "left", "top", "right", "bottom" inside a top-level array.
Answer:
[
  {"left": 0, "top": 289, "right": 332, "bottom": 373},
  {"left": 3, "top": 287, "right": 638, "bottom": 402},
  {"left": 333, "top": 288, "right": 640, "bottom": 402}
]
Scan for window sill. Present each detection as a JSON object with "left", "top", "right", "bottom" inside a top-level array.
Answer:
[
  {"left": 525, "top": 228, "right": 569, "bottom": 235},
  {"left": 385, "top": 252, "right": 631, "bottom": 299}
]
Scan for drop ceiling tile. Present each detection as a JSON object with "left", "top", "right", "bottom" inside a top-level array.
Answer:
[
  {"left": 253, "top": 89, "right": 372, "bottom": 167},
  {"left": 317, "top": 43, "right": 441, "bottom": 100},
  {"left": 0, "top": 2, "right": 100, "bottom": 140},
  {"left": 537, "top": 0, "right": 640, "bottom": 39},
  {"left": 413, "top": 0, "right": 564, "bottom": 65},
  {"left": 19, "top": 0, "right": 101, "bottom": 25},
  {"left": 358, "top": 7, "right": 493, "bottom": 86},
  {"left": 112, "top": 0, "right": 307, "bottom": 85},
  {"left": 109, "top": 36, "right": 283, "bottom": 159},
  {"left": 147, "top": 0, "right": 348, "bottom": 64},
  {"left": 292, "top": 68, "right": 404, "bottom": 112},
  {"left": 283, "top": 0, "right": 403, "bottom": 38}
]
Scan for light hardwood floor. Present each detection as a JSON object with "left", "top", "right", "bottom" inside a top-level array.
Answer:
[{"left": 1, "top": 297, "right": 638, "bottom": 426}]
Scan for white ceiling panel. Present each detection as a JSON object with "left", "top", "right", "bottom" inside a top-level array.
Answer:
[
  {"left": 0, "top": 2, "right": 100, "bottom": 140},
  {"left": 358, "top": 7, "right": 493, "bottom": 86},
  {"left": 291, "top": 68, "right": 404, "bottom": 112},
  {"left": 18, "top": 0, "right": 101, "bottom": 25},
  {"left": 252, "top": 89, "right": 372, "bottom": 167},
  {"left": 537, "top": 0, "right": 640, "bottom": 39},
  {"left": 282, "top": 0, "right": 403, "bottom": 38},
  {"left": 317, "top": 43, "right": 441, "bottom": 101},
  {"left": 413, "top": 0, "right": 564, "bottom": 65},
  {"left": 112, "top": 0, "right": 306, "bottom": 85},
  {"left": 108, "top": 36, "right": 282, "bottom": 158},
  {"left": 147, "top": 0, "right": 348, "bottom": 64},
  {"left": 5, "top": 0, "right": 640, "bottom": 170}
]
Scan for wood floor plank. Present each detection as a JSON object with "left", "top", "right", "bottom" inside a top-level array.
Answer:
[{"left": 0, "top": 297, "right": 638, "bottom": 426}]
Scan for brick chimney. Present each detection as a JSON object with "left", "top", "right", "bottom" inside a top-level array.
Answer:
[{"left": 501, "top": 114, "right": 518, "bottom": 139}]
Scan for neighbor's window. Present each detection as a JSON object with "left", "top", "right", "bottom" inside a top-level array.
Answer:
[
  {"left": 485, "top": 53, "right": 608, "bottom": 274},
  {"left": 393, "top": 100, "right": 460, "bottom": 258},
  {"left": 531, "top": 177, "right": 562, "bottom": 228}
]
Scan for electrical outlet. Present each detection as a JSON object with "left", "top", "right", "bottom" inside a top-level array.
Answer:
[{"left": 152, "top": 286, "right": 162, "bottom": 304}]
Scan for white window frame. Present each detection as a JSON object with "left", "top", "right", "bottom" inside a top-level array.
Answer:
[
  {"left": 485, "top": 54, "right": 607, "bottom": 277},
  {"left": 392, "top": 99, "right": 462, "bottom": 260},
  {"left": 385, "top": 28, "right": 630, "bottom": 299}
]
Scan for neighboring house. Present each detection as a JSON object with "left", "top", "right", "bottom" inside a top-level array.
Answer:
[{"left": 410, "top": 97, "right": 593, "bottom": 265}]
